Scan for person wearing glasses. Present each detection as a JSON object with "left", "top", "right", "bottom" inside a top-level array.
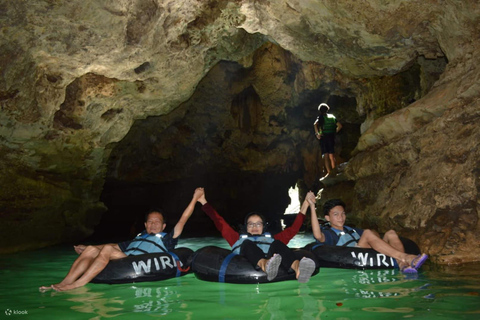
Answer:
[{"left": 197, "top": 190, "right": 317, "bottom": 283}]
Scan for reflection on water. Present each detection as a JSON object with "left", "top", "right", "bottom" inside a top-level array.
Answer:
[
  {"left": 131, "top": 286, "right": 175, "bottom": 314},
  {"left": 352, "top": 269, "right": 400, "bottom": 285},
  {"left": 349, "top": 269, "right": 417, "bottom": 299},
  {"left": 1, "top": 234, "right": 479, "bottom": 319},
  {"left": 61, "top": 287, "right": 125, "bottom": 318},
  {"left": 71, "top": 280, "right": 328, "bottom": 319}
]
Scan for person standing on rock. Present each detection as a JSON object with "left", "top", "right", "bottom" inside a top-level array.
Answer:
[{"left": 314, "top": 103, "right": 342, "bottom": 177}]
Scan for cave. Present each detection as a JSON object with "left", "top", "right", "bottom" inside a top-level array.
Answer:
[
  {"left": 1, "top": 0, "right": 479, "bottom": 265},
  {"left": 92, "top": 44, "right": 432, "bottom": 242}
]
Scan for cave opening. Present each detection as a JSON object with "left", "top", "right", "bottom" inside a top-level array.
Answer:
[
  {"left": 89, "top": 45, "right": 374, "bottom": 243},
  {"left": 88, "top": 54, "right": 449, "bottom": 244},
  {"left": 88, "top": 52, "right": 448, "bottom": 245},
  {"left": 91, "top": 87, "right": 361, "bottom": 243}
]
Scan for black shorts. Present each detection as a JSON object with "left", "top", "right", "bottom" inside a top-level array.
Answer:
[{"left": 320, "top": 133, "right": 335, "bottom": 154}]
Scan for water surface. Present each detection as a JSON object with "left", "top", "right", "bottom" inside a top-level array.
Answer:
[{"left": 1, "top": 234, "right": 479, "bottom": 319}]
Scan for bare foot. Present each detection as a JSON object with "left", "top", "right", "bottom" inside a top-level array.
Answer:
[
  {"left": 52, "top": 283, "right": 81, "bottom": 292},
  {"left": 39, "top": 285, "right": 54, "bottom": 292},
  {"left": 257, "top": 258, "right": 267, "bottom": 272},
  {"left": 51, "top": 280, "right": 70, "bottom": 288},
  {"left": 396, "top": 258, "right": 408, "bottom": 270},
  {"left": 74, "top": 245, "right": 86, "bottom": 255},
  {"left": 404, "top": 254, "right": 420, "bottom": 266}
]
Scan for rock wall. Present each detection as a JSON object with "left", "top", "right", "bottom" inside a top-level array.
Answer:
[
  {"left": 345, "top": 56, "right": 480, "bottom": 264},
  {"left": 1, "top": 0, "right": 264, "bottom": 252},
  {"left": 1, "top": 0, "right": 479, "bottom": 264}
]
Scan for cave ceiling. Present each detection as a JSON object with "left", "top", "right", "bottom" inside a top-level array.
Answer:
[{"left": 1, "top": 0, "right": 479, "bottom": 264}]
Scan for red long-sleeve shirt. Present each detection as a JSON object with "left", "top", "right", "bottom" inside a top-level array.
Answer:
[{"left": 201, "top": 203, "right": 306, "bottom": 247}]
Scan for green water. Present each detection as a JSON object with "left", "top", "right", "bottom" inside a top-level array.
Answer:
[{"left": 1, "top": 234, "right": 479, "bottom": 319}]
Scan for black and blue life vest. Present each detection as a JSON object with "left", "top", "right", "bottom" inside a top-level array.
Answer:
[
  {"left": 231, "top": 233, "right": 274, "bottom": 254},
  {"left": 124, "top": 232, "right": 168, "bottom": 256},
  {"left": 318, "top": 225, "right": 361, "bottom": 247}
]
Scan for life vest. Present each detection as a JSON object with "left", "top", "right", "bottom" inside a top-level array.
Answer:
[
  {"left": 231, "top": 233, "right": 274, "bottom": 255},
  {"left": 319, "top": 226, "right": 361, "bottom": 247},
  {"left": 321, "top": 114, "right": 337, "bottom": 134},
  {"left": 124, "top": 232, "right": 168, "bottom": 256}
]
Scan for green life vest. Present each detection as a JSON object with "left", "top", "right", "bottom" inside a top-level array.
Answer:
[{"left": 322, "top": 114, "right": 337, "bottom": 134}]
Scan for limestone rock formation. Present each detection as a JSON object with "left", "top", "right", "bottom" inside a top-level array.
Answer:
[{"left": 0, "top": 0, "right": 479, "bottom": 264}]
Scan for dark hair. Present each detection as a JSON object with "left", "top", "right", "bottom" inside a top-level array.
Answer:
[
  {"left": 241, "top": 212, "right": 269, "bottom": 233},
  {"left": 244, "top": 212, "right": 266, "bottom": 225},
  {"left": 323, "top": 199, "right": 346, "bottom": 217},
  {"left": 144, "top": 207, "right": 166, "bottom": 222},
  {"left": 318, "top": 103, "right": 330, "bottom": 114}
]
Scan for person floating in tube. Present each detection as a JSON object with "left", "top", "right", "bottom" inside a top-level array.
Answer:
[
  {"left": 309, "top": 196, "right": 428, "bottom": 273},
  {"left": 39, "top": 187, "right": 204, "bottom": 292},
  {"left": 197, "top": 190, "right": 317, "bottom": 283}
]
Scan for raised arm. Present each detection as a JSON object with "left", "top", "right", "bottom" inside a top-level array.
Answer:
[
  {"left": 307, "top": 192, "right": 325, "bottom": 242},
  {"left": 274, "top": 194, "right": 310, "bottom": 244},
  {"left": 173, "top": 187, "right": 204, "bottom": 238},
  {"left": 197, "top": 190, "right": 239, "bottom": 246}
]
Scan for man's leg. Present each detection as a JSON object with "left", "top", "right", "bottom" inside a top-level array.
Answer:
[
  {"left": 53, "top": 245, "right": 126, "bottom": 291},
  {"left": 382, "top": 230, "right": 408, "bottom": 269},
  {"left": 357, "top": 229, "right": 419, "bottom": 266},
  {"left": 383, "top": 230, "right": 406, "bottom": 252},
  {"left": 39, "top": 245, "right": 101, "bottom": 291},
  {"left": 323, "top": 154, "right": 331, "bottom": 174},
  {"left": 328, "top": 153, "right": 336, "bottom": 170},
  {"left": 56, "top": 246, "right": 101, "bottom": 286}
]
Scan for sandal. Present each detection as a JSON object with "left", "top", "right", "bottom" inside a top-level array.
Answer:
[{"left": 411, "top": 253, "right": 428, "bottom": 270}]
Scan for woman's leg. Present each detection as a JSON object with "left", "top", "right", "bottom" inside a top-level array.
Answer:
[
  {"left": 240, "top": 240, "right": 282, "bottom": 281},
  {"left": 268, "top": 240, "right": 296, "bottom": 270},
  {"left": 239, "top": 240, "right": 267, "bottom": 267},
  {"left": 268, "top": 240, "right": 316, "bottom": 282}
]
